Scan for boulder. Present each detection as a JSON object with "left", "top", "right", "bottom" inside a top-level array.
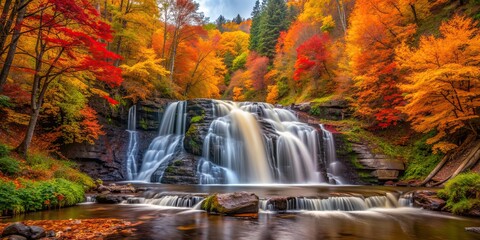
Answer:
[
  {"left": 29, "top": 226, "right": 46, "bottom": 239},
  {"left": 412, "top": 190, "right": 446, "bottom": 211},
  {"left": 202, "top": 192, "right": 259, "bottom": 215},
  {"left": 1, "top": 223, "right": 31, "bottom": 238},
  {"left": 4, "top": 235, "right": 27, "bottom": 240},
  {"left": 95, "top": 194, "right": 131, "bottom": 204},
  {"left": 465, "top": 227, "right": 480, "bottom": 234},
  {"left": 265, "top": 197, "right": 288, "bottom": 211}
]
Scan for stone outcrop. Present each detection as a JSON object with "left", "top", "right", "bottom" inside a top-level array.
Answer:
[
  {"left": 202, "top": 192, "right": 259, "bottom": 215},
  {"left": 61, "top": 98, "right": 171, "bottom": 181},
  {"left": 158, "top": 152, "right": 199, "bottom": 184},
  {"left": 349, "top": 142, "right": 404, "bottom": 183},
  {"left": 183, "top": 99, "right": 214, "bottom": 156},
  {"left": 412, "top": 190, "right": 446, "bottom": 211},
  {"left": 293, "top": 99, "right": 351, "bottom": 121}
]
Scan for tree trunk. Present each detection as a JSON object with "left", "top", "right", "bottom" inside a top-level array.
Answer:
[
  {"left": 0, "top": 0, "right": 15, "bottom": 52},
  {"left": 16, "top": 107, "right": 40, "bottom": 157},
  {"left": 410, "top": 4, "right": 418, "bottom": 24},
  {"left": 0, "top": 0, "right": 26, "bottom": 92}
]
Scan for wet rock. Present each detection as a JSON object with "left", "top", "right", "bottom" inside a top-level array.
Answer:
[
  {"left": 1, "top": 223, "right": 31, "bottom": 238},
  {"left": 412, "top": 190, "right": 446, "bottom": 211},
  {"left": 156, "top": 153, "right": 199, "bottom": 184},
  {"left": 96, "top": 194, "right": 131, "bottom": 204},
  {"left": 29, "top": 226, "right": 46, "bottom": 239},
  {"left": 183, "top": 99, "right": 214, "bottom": 156},
  {"left": 465, "top": 227, "right": 480, "bottom": 234},
  {"left": 266, "top": 197, "right": 288, "bottom": 211},
  {"left": 202, "top": 192, "right": 259, "bottom": 215},
  {"left": 4, "top": 235, "right": 27, "bottom": 240}
]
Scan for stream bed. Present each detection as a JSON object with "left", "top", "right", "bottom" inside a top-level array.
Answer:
[{"left": 3, "top": 184, "right": 480, "bottom": 239}]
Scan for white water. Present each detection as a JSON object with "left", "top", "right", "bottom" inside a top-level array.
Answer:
[
  {"left": 126, "top": 195, "right": 204, "bottom": 208},
  {"left": 319, "top": 124, "right": 346, "bottom": 184},
  {"left": 260, "top": 193, "right": 409, "bottom": 212},
  {"left": 198, "top": 101, "right": 321, "bottom": 184},
  {"left": 135, "top": 102, "right": 186, "bottom": 182},
  {"left": 126, "top": 106, "right": 139, "bottom": 180}
]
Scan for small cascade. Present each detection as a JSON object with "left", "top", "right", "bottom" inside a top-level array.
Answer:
[
  {"left": 398, "top": 192, "right": 414, "bottom": 207},
  {"left": 260, "top": 194, "right": 404, "bottom": 212},
  {"left": 319, "top": 124, "right": 346, "bottom": 184},
  {"left": 127, "top": 195, "right": 204, "bottom": 208},
  {"left": 198, "top": 101, "right": 320, "bottom": 184},
  {"left": 135, "top": 102, "right": 186, "bottom": 182},
  {"left": 126, "top": 106, "right": 139, "bottom": 180}
]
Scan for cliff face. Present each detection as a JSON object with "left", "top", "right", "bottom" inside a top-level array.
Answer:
[{"left": 61, "top": 98, "right": 171, "bottom": 181}]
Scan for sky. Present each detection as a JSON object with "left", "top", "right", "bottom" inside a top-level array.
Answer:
[{"left": 196, "top": 0, "right": 257, "bottom": 22}]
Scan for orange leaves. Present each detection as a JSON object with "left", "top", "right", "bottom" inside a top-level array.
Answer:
[
  {"left": 0, "top": 219, "right": 142, "bottom": 240},
  {"left": 397, "top": 15, "right": 480, "bottom": 152},
  {"left": 79, "top": 106, "right": 105, "bottom": 145}
]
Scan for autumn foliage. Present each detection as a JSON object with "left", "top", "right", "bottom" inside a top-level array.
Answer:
[{"left": 397, "top": 16, "right": 480, "bottom": 152}]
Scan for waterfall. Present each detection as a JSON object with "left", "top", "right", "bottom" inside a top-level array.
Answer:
[
  {"left": 126, "top": 105, "right": 139, "bottom": 180},
  {"left": 126, "top": 195, "right": 204, "bottom": 208},
  {"left": 198, "top": 101, "right": 320, "bottom": 184},
  {"left": 260, "top": 194, "right": 404, "bottom": 212},
  {"left": 135, "top": 101, "right": 186, "bottom": 182},
  {"left": 319, "top": 124, "right": 346, "bottom": 184}
]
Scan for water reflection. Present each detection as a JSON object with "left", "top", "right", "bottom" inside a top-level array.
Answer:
[{"left": 4, "top": 203, "right": 479, "bottom": 240}]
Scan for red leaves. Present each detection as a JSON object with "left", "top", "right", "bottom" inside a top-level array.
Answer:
[
  {"left": 102, "top": 96, "right": 119, "bottom": 105},
  {"left": 293, "top": 33, "right": 331, "bottom": 83}
]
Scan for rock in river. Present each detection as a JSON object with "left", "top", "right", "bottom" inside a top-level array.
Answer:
[{"left": 202, "top": 192, "right": 259, "bottom": 215}]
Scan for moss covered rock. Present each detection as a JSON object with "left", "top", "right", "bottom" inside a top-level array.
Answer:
[{"left": 201, "top": 192, "right": 259, "bottom": 215}]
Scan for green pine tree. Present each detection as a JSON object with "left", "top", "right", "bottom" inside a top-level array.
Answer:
[
  {"left": 257, "top": 0, "right": 288, "bottom": 59},
  {"left": 249, "top": 0, "right": 262, "bottom": 51}
]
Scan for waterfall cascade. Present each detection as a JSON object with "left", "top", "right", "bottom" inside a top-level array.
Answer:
[
  {"left": 198, "top": 101, "right": 320, "bottom": 184},
  {"left": 135, "top": 101, "right": 187, "bottom": 182},
  {"left": 126, "top": 106, "right": 139, "bottom": 180},
  {"left": 133, "top": 100, "right": 346, "bottom": 184}
]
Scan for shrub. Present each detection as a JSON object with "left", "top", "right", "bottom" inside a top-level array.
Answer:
[
  {"left": 438, "top": 173, "right": 480, "bottom": 215},
  {"left": 0, "top": 144, "right": 9, "bottom": 157},
  {"left": 0, "top": 179, "right": 85, "bottom": 216},
  {"left": 54, "top": 166, "right": 95, "bottom": 190},
  {"left": 0, "top": 180, "right": 23, "bottom": 215},
  {"left": 0, "top": 156, "right": 20, "bottom": 176}
]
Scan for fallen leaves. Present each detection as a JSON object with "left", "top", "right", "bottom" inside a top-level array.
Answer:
[{"left": 0, "top": 218, "right": 142, "bottom": 239}]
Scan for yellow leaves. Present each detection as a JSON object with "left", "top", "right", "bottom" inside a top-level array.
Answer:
[
  {"left": 266, "top": 85, "right": 279, "bottom": 104},
  {"left": 3, "top": 108, "right": 30, "bottom": 126},
  {"left": 219, "top": 31, "right": 249, "bottom": 57},
  {"left": 121, "top": 47, "right": 169, "bottom": 102},
  {"left": 233, "top": 87, "right": 245, "bottom": 101}
]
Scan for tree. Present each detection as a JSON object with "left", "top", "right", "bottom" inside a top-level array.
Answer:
[
  {"left": 0, "top": 0, "right": 32, "bottom": 92},
  {"left": 346, "top": 0, "right": 416, "bottom": 128},
  {"left": 397, "top": 15, "right": 480, "bottom": 152},
  {"left": 166, "top": 0, "right": 203, "bottom": 82},
  {"left": 257, "top": 0, "right": 289, "bottom": 59},
  {"left": 249, "top": 0, "right": 262, "bottom": 51},
  {"left": 233, "top": 14, "right": 243, "bottom": 24},
  {"left": 15, "top": 0, "right": 122, "bottom": 156},
  {"left": 293, "top": 33, "right": 332, "bottom": 90},
  {"left": 216, "top": 15, "right": 226, "bottom": 32}
]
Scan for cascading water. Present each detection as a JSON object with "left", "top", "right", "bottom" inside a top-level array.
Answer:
[
  {"left": 260, "top": 193, "right": 408, "bottom": 212},
  {"left": 135, "top": 101, "right": 186, "bottom": 182},
  {"left": 126, "top": 105, "right": 139, "bottom": 180},
  {"left": 198, "top": 101, "right": 320, "bottom": 184},
  {"left": 319, "top": 124, "right": 346, "bottom": 184}
]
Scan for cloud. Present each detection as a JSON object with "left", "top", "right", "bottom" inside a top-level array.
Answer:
[{"left": 196, "top": 0, "right": 256, "bottom": 21}]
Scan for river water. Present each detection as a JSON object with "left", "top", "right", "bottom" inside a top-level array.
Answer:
[{"left": 4, "top": 184, "right": 480, "bottom": 239}]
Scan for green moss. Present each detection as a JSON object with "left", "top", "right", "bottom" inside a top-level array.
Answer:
[
  {"left": 139, "top": 119, "right": 148, "bottom": 130},
  {"left": 402, "top": 132, "right": 442, "bottom": 180},
  {"left": 438, "top": 173, "right": 480, "bottom": 215},
  {"left": 0, "top": 144, "right": 9, "bottom": 157},
  {"left": 191, "top": 116, "right": 204, "bottom": 123},
  {"left": 164, "top": 166, "right": 176, "bottom": 174}
]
